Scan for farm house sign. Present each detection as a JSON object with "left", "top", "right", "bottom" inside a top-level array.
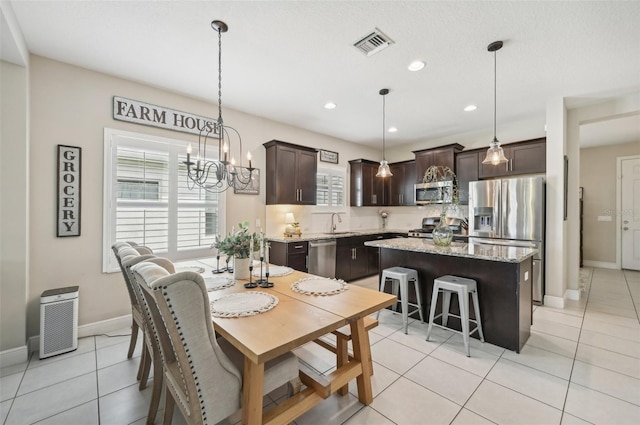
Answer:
[{"left": 113, "top": 96, "right": 219, "bottom": 136}]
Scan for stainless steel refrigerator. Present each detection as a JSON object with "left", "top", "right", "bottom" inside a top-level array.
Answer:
[{"left": 468, "top": 176, "right": 545, "bottom": 304}]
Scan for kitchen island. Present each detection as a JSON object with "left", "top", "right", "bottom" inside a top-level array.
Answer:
[{"left": 365, "top": 238, "right": 537, "bottom": 352}]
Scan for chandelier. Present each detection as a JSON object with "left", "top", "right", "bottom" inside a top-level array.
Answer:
[{"left": 184, "top": 20, "right": 254, "bottom": 193}]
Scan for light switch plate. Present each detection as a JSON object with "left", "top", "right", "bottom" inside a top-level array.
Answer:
[{"left": 255, "top": 218, "right": 261, "bottom": 227}]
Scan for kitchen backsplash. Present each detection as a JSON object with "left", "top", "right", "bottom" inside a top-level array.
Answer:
[{"left": 265, "top": 205, "right": 469, "bottom": 236}]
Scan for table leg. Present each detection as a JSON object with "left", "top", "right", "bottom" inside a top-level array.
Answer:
[
  {"left": 242, "top": 357, "right": 265, "bottom": 425},
  {"left": 350, "top": 318, "right": 373, "bottom": 404}
]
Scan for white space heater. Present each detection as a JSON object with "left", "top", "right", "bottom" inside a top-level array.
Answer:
[{"left": 40, "top": 286, "right": 79, "bottom": 359}]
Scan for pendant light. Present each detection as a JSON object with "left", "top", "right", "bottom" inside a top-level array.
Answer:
[
  {"left": 376, "top": 88, "right": 393, "bottom": 177},
  {"left": 482, "top": 40, "right": 509, "bottom": 165}
]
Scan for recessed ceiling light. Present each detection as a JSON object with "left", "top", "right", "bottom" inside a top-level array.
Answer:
[
  {"left": 464, "top": 104, "right": 477, "bottom": 112},
  {"left": 388, "top": 127, "right": 398, "bottom": 133},
  {"left": 408, "top": 60, "right": 426, "bottom": 72},
  {"left": 324, "top": 102, "right": 337, "bottom": 110}
]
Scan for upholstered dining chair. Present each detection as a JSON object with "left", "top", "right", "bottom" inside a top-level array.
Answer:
[
  {"left": 111, "top": 242, "right": 148, "bottom": 363},
  {"left": 121, "top": 253, "right": 175, "bottom": 425},
  {"left": 131, "top": 261, "right": 301, "bottom": 425}
]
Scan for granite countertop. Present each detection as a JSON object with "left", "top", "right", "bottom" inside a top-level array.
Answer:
[
  {"left": 365, "top": 237, "right": 537, "bottom": 263},
  {"left": 266, "top": 228, "right": 408, "bottom": 243}
]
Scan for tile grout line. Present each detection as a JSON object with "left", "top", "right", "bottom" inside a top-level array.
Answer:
[{"left": 559, "top": 267, "right": 592, "bottom": 425}]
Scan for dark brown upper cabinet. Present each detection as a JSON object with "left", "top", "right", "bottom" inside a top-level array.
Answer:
[
  {"left": 454, "top": 150, "right": 479, "bottom": 205},
  {"left": 264, "top": 140, "right": 317, "bottom": 205},
  {"left": 478, "top": 138, "right": 546, "bottom": 179},
  {"left": 413, "top": 144, "right": 464, "bottom": 183},
  {"left": 387, "top": 160, "right": 416, "bottom": 206},
  {"left": 349, "top": 159, "right": 385, "bottom": 207}
]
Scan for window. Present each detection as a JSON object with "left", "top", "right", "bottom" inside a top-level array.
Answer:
[
  {"left": 316, "top": 166, "right": 345, "bottom": 207},
  {"left": 103, "top": 128, "right": 224, "bottom": 272}
]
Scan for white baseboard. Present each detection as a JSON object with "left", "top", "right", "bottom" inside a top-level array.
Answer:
[
  {"left": 0, "top": 345, "right": 28, "bottom": 367},
  {"left": 77, "top": 314, "right": 132, "bottom": 338},
  {"left": 543, "top": 294, "right": 565, "bottom": 309},
  {"left": 28, "top": 314, "right": 133, "bottom": 353},
  {"left": 583, "top": 260, "right": 619, "bottom": 270},
  {"left": 565, "top": 289, "right": 582, "bottom": 301}
]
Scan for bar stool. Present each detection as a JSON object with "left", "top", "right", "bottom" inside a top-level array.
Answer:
[
  {"left": 376, "top": 267, "right": 424, "bottom": 334},
  {"left": 426, "top": 275, "right": 485, "bottom": 357}
]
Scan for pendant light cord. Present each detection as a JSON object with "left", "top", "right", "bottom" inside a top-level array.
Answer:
[
  {"left": 493, "top": 48, "right": 497, "bottom": 142},
  {"left": 382, "top": 93, "right": 386, "bottom": 161}
]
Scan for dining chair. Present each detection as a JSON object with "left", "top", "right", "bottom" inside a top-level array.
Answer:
[
  {"left": 122, "top": 254, "right": 175, "bottom": 425},
  {"left": 111, "top": 242, "right": 149, "bottom": 362},
  {"left": 131, "top": 261, "right": 301, "bottom": 425},
  {"left": 127, "top": 241, "right": 154, "bottom": 255}
]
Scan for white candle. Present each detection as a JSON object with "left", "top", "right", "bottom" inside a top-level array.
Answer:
[
  {"left": 265, "top": 241, "right": 269, "bottom": 273},
  {"left": 260, "top": 234, "right": 265, "bottom": 257},
  {"left": 250, "top": 234, "right": 253, "bottom": 260}
]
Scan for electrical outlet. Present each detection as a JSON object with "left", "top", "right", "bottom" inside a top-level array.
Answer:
[
  {"left": 255, "top": 218, "right": 261, "bottom": 227},
  {"left": 597, "top": 216, "right": 612, "bottom": 222}
]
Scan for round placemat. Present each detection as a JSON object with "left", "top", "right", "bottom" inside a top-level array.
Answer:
[
  {"left": 252, "top": 265, "right": 293, "bottom": 277},
  {"left": 291, "top": 277, "right": 348, "bottom": 296},
  {"left": 203, "top": 276, "right": 235, "bottom": 291},
  {"left": 175, "top": 265, "right": 205, "bottom": 274},
  {"left": 210, "top": 292, "right": 279, "bottom": 318}
]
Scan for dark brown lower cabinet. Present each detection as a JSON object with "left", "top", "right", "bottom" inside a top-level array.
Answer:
[
  {"left": 336, "top": 233, "right": 396, "bottom": 282},
  {"left": 269, "top": 241, "right": 308, "bottom": 273}
]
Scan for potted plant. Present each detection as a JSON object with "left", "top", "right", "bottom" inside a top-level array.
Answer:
[
  {"left": 214, "top": 221, "right": 260, "bottom": 279},
  {"left": 422, "top": 165, "right": 461, "bottom": 246}
]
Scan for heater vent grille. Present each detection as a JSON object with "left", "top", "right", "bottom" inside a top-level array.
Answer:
[{"left": 353, "top": 28, "right": 394, "bottom": 56}]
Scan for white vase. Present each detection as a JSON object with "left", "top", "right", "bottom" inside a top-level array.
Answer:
[{"left": 233, "top": 257, "right": 251, "bottom": 280}]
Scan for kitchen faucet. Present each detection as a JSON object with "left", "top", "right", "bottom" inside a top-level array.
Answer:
[{"left": 331, "top": 212, "right": 342, "bottom": 233}]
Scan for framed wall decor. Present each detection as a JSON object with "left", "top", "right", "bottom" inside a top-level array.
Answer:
[
  {"left": 319, "top": 149, "right": 339, "bottom": 164},
  {"left": 233, "top": 167, "right": 260, "bottom": 195},
  {"left": 57, "top": 145, "right": 81, "bottom": 237}
]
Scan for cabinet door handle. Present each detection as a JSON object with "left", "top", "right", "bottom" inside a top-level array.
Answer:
[
  {"left": 299, "top": 189, "right": 302, "bottom": 201},
  {"left": 294, "top": 245, "right": 303, "bottom": 249}
]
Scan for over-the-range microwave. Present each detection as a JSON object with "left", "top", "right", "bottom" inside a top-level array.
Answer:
[{"left": 414, "top": 180, "right": 454, "bottom": 205}]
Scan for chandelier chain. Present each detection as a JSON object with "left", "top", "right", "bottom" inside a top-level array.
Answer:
[{"left": 217, "top": 26, "right": 223, "bottom": 125}]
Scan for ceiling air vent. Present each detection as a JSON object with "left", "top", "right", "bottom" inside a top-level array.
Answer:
[{"left": 353, "top": 28, "right": 394, "bottom": 57}]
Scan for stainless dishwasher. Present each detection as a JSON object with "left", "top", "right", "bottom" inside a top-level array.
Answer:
[{"left": 308, "top": 239, "right": 336, "bottom": 278}]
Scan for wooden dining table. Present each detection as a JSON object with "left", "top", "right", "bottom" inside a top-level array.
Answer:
[{"left": 190, "top": 259, "right": 397, "bottom": 425}]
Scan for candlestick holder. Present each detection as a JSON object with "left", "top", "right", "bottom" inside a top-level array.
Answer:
[
  {"left": 259, "top": 272, "right": 273, "bottom": 288},
  {"left": 225, "top": 256, "right": 234, "bottom": 273},
  {"left": 255, "top": 256, "right": 267, "bottom": 286},
  {"left": 244, "top": 264, "right": 258, "bottom": 288},
  {"left": 212, "top": 255, "right": 226, "bottom": 274}
]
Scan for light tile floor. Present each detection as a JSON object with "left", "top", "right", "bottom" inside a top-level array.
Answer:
[{"left": 2, "top": 268, "right": 639, "bottom": 424}]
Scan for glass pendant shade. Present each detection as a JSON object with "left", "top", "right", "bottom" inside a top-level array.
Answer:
[
  {"left": 482, "top": 138, "right": 508, "bottom": 165},
  {"left": 376, "top": 160, "right": 392, "bottom": 177}
]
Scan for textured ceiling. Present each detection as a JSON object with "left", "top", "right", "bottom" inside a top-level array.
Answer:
[{"left": 5, "top": 0, "right": 640, "bottom": 148}]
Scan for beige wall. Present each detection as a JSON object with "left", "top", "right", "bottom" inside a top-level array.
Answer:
[
  {"left": 1, "top": 60, "right": 29, "bottom": 352},
  {"left": 26, "top": 55, "right": 379, "bottom": 338},
  {"left": 580, "top": 141, "right": 640, "bottom": 264}
]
